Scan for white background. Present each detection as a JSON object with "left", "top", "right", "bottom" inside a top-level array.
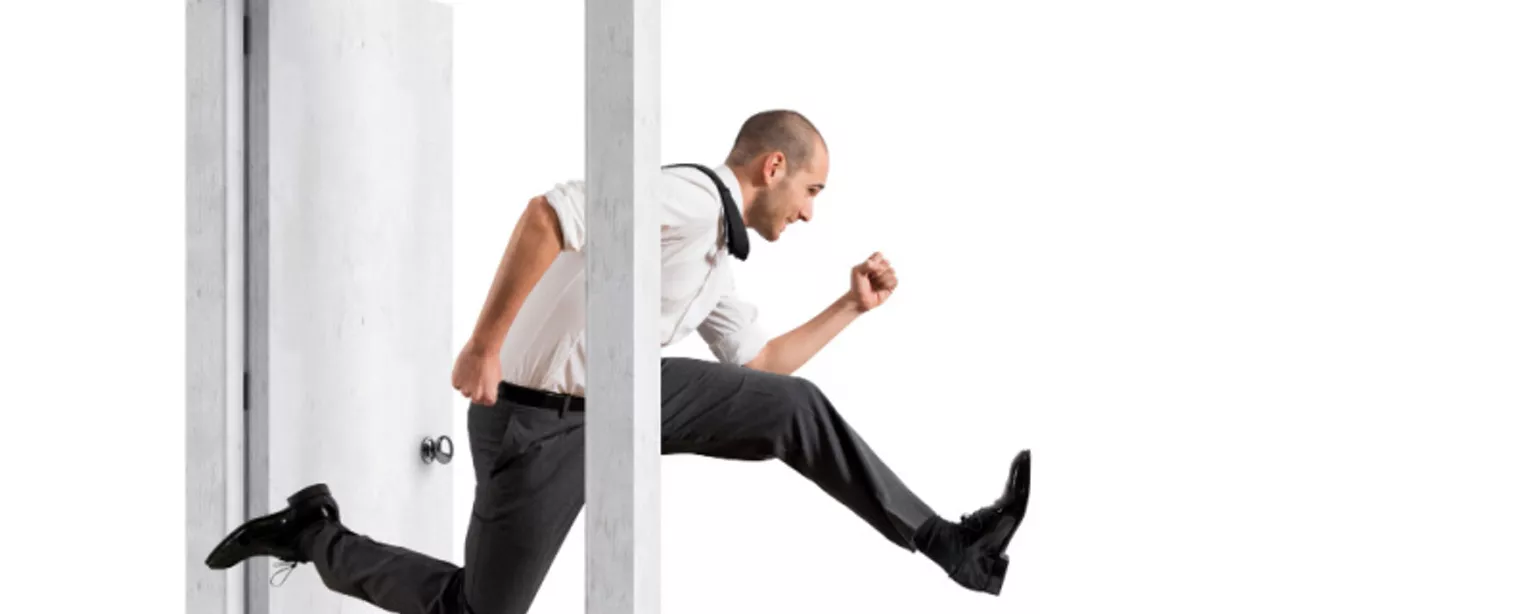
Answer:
[{"left": 2, "top": 1, "right": 1533, "bottom": 613}]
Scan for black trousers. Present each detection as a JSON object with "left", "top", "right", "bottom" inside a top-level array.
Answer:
[{"left": 303, "top": 357, "right": 937, "bottom": 614}]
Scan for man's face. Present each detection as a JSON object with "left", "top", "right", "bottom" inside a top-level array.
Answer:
[{"left": 747, "top": 144, "right": 828, "bottom": 242}]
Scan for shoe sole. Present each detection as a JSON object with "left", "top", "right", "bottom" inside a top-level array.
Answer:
[{"left": 203, "top": 483, "right": 334, "bottom": 570}]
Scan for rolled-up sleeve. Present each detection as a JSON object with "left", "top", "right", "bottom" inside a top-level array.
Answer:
[
  {"left": 543, "top": 180, "right": 587, "bottom": 252},
  {"left": 697, "top": 292, "right": 769, "bottom": 366}
]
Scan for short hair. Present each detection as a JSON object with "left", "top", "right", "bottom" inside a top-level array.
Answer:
[{"left": 725, "top": 110, "right": 825, "bottom": 175}]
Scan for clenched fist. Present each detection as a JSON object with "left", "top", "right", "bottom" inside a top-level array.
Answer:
[
  {"left": 452, "top": 344, "right": 502, "bottom": 406},
  {"left": 848, "top": 251, "right": 898, "bottom": 313}
]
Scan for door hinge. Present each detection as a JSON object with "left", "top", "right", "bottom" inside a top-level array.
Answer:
[
  {"left": 243, "top": 370, "right": 250, "bottom": 411},
  {"left": 242, "top": 15, "right": 251, "bottom": 55}
]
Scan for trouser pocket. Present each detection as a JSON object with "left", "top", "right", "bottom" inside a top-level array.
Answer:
[
  {"left": 466, "top": 402, "right": 515, "bottom": 483},
  {"left": 487, "top": 402, "right": 583, "bottom": 479}
]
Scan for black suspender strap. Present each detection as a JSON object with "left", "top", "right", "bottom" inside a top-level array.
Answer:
[{"left": 664, "top": 163, "right": 750, "bottom": 261}]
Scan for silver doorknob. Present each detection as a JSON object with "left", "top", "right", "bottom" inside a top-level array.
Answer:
[{"left": 420, "top": 435, "right": 454, "bottom": 465}]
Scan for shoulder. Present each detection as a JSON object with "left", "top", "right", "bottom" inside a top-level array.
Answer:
[
  {"left": 541, "top": 177, "right": 586, "bottom": 213},
  {"left": 539, "top": 168, "right": 722, "bottom": 230},
  {"left": 658, "top": 166, "right": 723, "bottom": 226}
]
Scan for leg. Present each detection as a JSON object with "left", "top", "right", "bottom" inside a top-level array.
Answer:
[
  {"left": 657, "top": 356, "right": 935, "bottom": 549},
  {"left": 207, "top": 397, "right": 586, "bottom": 614},
  {"left": 460, "top": 400, "right": 586, "bottom": 614},
  {"left": 302, "top": 522, "right": 465, "bottom": 613},
  {"left": 304, "top": 399, "right": 585, "bottom": 614},
  {"left": 205, "top": 479, "right": 466, "bottom": 613},
  {"left": 655, "top": 357, "right": 1030, "bottom": 595}
]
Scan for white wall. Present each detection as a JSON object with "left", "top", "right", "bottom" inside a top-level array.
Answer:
[{"left": 2, "top": 1, "right": 1534, "bottom": 613}]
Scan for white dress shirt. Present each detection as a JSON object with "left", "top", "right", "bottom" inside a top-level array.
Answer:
[{"left": 497, "top": 164, "right": 767, "bottom": 397}]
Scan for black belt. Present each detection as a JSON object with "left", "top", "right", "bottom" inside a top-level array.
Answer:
[{"left": 499, "top": 381, "right": 585, "bottom": 414}]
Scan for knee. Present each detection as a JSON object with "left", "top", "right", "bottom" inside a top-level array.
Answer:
[
  {"left": 782, "top": 375, "right": 830, "bottom": 416},
  {"left": 746, "top": 370, "right": 834, "bottom": 428}
]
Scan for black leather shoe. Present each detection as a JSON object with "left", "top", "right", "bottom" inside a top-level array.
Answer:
[
  {"left": 204, "top": 483, "right": 340, "bottom": 579},
  {"left": 949, "top": 449, "right": 1031, "bottom": 595}
]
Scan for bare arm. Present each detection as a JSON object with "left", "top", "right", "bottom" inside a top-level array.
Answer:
[
  {"left": 466, "top": 195, "right": 564, "bottom": 352},
  {"left": 745, "top": 293, "right": 862, "bottom": 375},
  {"left": 453, "top": 195, "right": 565, "bottom": 403},
  {"left": 745, "top": 252, "right": 898, "bottom": 375}
]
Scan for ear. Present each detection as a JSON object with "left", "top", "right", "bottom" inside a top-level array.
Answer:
[{"left": 763, "top": 152, "right": 787, "bottom": 183}]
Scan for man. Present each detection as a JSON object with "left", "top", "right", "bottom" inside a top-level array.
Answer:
[{"left": 205, "top": 110, "right": 1030, "bottom": 613}]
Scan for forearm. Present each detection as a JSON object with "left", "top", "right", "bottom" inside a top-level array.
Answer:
[
  {"left": 749, "top": 292, "right": 862, "bottom": 375},
  {"left": 465, "top": 196, "right": 564, "bottom": 354}
]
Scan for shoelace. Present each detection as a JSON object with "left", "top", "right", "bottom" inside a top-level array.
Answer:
[
  {"left": 958, "top": 506, "right": 1000, "bottom": 538},
  {"left": 270, "top": 560, "right": 300, "bottom": 586}
]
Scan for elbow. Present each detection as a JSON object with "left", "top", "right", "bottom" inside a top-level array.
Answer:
[
  {"left": 744, "top": 344, "right": 770, "bottom": 372},
  {"left": 744, "top": 342, "right": 784, "bottom": 374}
]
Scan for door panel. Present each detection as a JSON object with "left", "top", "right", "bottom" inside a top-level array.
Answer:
[{"left": 246, "top": 0, "right": 453, "bottom": 612}]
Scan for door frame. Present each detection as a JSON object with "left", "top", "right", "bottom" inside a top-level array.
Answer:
[
  {"left": 189, "top": 2, "right": 665, "bottom": 613},
  {"left": 186, "top": 2, "right": 248, "bottom": 614}
]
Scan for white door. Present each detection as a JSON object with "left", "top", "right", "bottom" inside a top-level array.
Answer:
[{"left": 245, "top": 1, "right": 454, "bottom": 612}]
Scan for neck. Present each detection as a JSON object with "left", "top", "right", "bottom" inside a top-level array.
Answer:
[{"left": 727, "top": 163, "right": 760, "bottom": 223}]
